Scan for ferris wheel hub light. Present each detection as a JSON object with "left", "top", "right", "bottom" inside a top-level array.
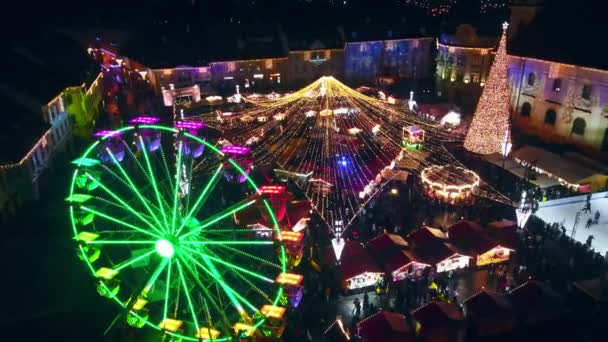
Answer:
[{"left": 155, "top": 239, "right": 174, "bottom": 258}]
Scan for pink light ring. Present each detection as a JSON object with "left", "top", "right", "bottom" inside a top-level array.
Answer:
[
  {"left": 175, "top": 121, "right": 205, "bottom": 130},
  {"left": 93, "top": 130, "right": 123, "bottom": 138},
  {"left": 129, "top": 116, "right": 160, "bottom": 124},
  {"left": 220, "top": 146, "right": 250, "bottom": 155}
]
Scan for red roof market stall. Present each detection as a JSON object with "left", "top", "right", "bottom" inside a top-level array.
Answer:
[
  {"left": 407, "top": 226, "right": 448, "bottom": 246},
  {"left": 447, "top": 220, "right": 514, "bottom": 267},
  {"left": 487, "top": 219, "right": 519, "bottom": 250},
  {"left": 412, "top": 300, "right": 465, "bottom": 342},
  {"left": 356, "top": 311, "right": 414, "bottom": 342},
  {"left": 464, "top": 290, "right": 516, "bottom": 337},
  {"left": 339, "top": 246, "right": 384, "bottom": 290},
  {"left": 368, "top": 233, "right": 429, "bottom": 281},
  {"left": 408, "top": 227, "right": 472, "bottom": 273},
  {"left": 510, "top": 280, "right": 567, "bottom": 326}
]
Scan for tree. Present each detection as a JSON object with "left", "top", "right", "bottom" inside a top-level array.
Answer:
[{"left": 463, "top": 22, "right": 511, "bottom": 155}]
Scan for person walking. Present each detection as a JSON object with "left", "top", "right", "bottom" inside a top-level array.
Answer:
[
  {"left": 353, "top": 297, "right": 361, "bottom": 317},
  {"left": 594, "top": 211, "right": 600, "bottom": 225},
  {"left": 586, "top": 218, "right": 593, "bottom": 229}
]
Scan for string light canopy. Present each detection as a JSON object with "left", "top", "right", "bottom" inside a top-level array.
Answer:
[
  {"left": 463, "top": 22, "right": 511, "bottom": 155},
  {"left": 193, "top": 75, "right": 514, "bottom": 234}
]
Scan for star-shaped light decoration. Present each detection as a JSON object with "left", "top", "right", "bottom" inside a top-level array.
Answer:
[{"left": 502, "top": 21, "right": 509, "bottom": 31}]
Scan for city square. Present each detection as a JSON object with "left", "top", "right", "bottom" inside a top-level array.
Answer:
[{"left": 2, "top": 1, "right": 608, "bottom": 341}]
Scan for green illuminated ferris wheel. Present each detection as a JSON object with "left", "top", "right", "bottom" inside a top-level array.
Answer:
[{"left": 67, "top": 121, "right": 288, "bottom": 341}]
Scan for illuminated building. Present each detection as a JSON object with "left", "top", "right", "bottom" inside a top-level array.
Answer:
[
  {"left": 508, "top": 56, "right": 608, "bottom": 158},
  {"left": 345, "top": 38, "right": 434, "bottom": 84},
  {"left": 1, "top": 32, "right": 100, "bottom": 222},
  {"left": 435, "top": 24, "right": 498, "bottom": 110}
]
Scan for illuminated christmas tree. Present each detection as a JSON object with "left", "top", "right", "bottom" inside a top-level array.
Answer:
[{"left": 463, "top": 22, "right": 511, "bottom": 155}]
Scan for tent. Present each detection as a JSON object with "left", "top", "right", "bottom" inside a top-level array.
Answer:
[
  {"left": 412, "top": 300, "right": 464, "bottom": 341},
  {"left": 464, "top": 290, "right": 516, "bottom": 337},
  {"left": 357, "top": 311, "right": 414, "bottom": 342},
  {"left": 510, "top": 280, "right": 567, "bottom": 325}
]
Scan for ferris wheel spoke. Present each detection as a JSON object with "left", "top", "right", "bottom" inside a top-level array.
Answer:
[
  {"left": 183, "top": 246, "right": 274, "bottom": 283},
  {"left": 104, "top": 147, "right": 166, "bottom": 231},
  {"left": 179, "top": 199, "right": 258, "bottom": 240},
  {"left": 142, "top": 257, "right": 170, "bottom": 296},
  {"left": 170, "top": 141, "right": 184, "bottom": 234},
  {"left": 175, "top": 260, "right": 201, "bottom": 333},
  {"left": 112, "top": 249, "right": 156, "bottom": 272},
  {"left": 176, "top": 254, "right": 233, "bottom": 333},
  {"left": 181, "top": 240, "right": 273, "bottom": 246},
  {"left": 174, "top": 164, "right": 224, "bottom": 236},
  {"left": 181, "top": 251, "right": 260, "bottom": 318},
  {"left": 81, "top": 206, "right": 163, "bottom": 240},
  {"left": 87, "top": 240, "right": 157, "bottom": 245},
  {"left": 85, "top": 173, "right": 165, "bottom": 236},
  {"left": 196, "top": 245, "right": 275, "bottom": 305},
  {"left": 208, "top": 243, "right": 282, "bottom": 270},
  {"left": 162, "top": 258, "right": 173, "bottom": 324},
  {"left": 139, "top": 136, "right": 171, "bottom": 228}
]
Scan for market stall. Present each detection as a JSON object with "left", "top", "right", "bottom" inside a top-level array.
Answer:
[
  {"left": 368, "top": 233, "right": 429, "bottom": 281},
  {"left": 357, "top": 311, "right": 413, "bottom": 342},
  {"left": 447, "top": 220, "right": 514, "bottom": 267},
  {"left": 340, "top": 247, "right": 384, "bottom": 290}
]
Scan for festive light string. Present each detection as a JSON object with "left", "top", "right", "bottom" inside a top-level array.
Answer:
[{"left": 194, "top": 75, "right": 514, "bottom": 233}]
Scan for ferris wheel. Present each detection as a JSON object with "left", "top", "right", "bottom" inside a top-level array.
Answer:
[{"left": 67, "top": 120, "right": 295, "bottom": 341}]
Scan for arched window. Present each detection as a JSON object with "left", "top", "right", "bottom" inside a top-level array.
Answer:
[
  {"left": 544, "top": 109, "right": 557, "bottom": 125},
  {"left": 521, "top": 102, "right": 532, "bottom": 117},
  {"left": 572, "top": 118, "right": 586, "bottom": 136},
  {"left": 527, "top": 72, "right": 536, "bottom": 86}
]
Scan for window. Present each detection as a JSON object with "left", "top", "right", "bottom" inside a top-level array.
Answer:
[
  {"left": 544, "top": 109, "right": 557, "bottom": 125},
  {"left": 527, "top": 72, "right": 536, "bottom": 86},
  {"left": 521, "top": 102, "right": 532, "bottom": 117},
  {"left": 582, "top": 84, "right": 592, "bottom": 100},
  {"left": 552, "top": 79, "right": 562, "bottom": 92},
  {"left": 602, "top": 129, "right": 608, "bottom": 152},
  {"left": 571, "top": 118, "right": 586, "bottom": 136}
]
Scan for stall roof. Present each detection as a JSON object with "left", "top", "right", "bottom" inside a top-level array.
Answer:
[
  {"left": 411, "top": 241, "right": 461, "bottom": 265},
  {"left": 412, "top": 300, "right": 464, "bottom": 329},
  {"left": 509, "top": 280, "right": 566, "bottom": 325},
  {"left": 487, "top": 220, "right": 519, "bottom": 249},
  {"left": 464, "top": 290, "right": 513, "bottom": 317},
  {"left": 368, "top": 233, "right": 409, "bottom": 252},
  {"left": 464, "top": 290, "right": 516, "bottom": 336},
  {"left": 285, "top": 200, "right": 312, "bottom": 226},
  {"left": 340, "top": 249, "right": 383, "bottom": 281},
  {"left": 448, "top": 220, "right": 497, "bottom": 255},
  {"left": 512, "top": 146, "right": 603, "bottom": 185},
  {"left": 407, "top": 227, "right": 447, "bottom": 246},
  {"left": 357, "top": 311, "right": 413, "bottom": 342}
]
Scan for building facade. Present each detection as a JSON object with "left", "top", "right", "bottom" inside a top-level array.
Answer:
[
  {"left": 508, "top": 56, "right": 608, "bottom": 158},
  {"left": 0, "top": 107, "right": 72, "bottom": 222},
  {"left": 0, "top": 73, "right": 102, "bottom": 222},
  {"left": 345, "top": 38, "right": 434, "bottom": 85},
  {"left": 435, "top": 25, "right": 498, "bottom": 110},
  {"left": 142, "top": 37, "right": 433, "bottom": 99}
]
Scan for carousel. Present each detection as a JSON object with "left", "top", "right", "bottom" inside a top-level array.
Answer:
[{"left": 420, "top": 165, "right": 480, "bottom": 203}]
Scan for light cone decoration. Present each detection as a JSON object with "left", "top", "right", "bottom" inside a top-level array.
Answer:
[{"left": 463, "top": 22, "right": 511, "bottom": 155}]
